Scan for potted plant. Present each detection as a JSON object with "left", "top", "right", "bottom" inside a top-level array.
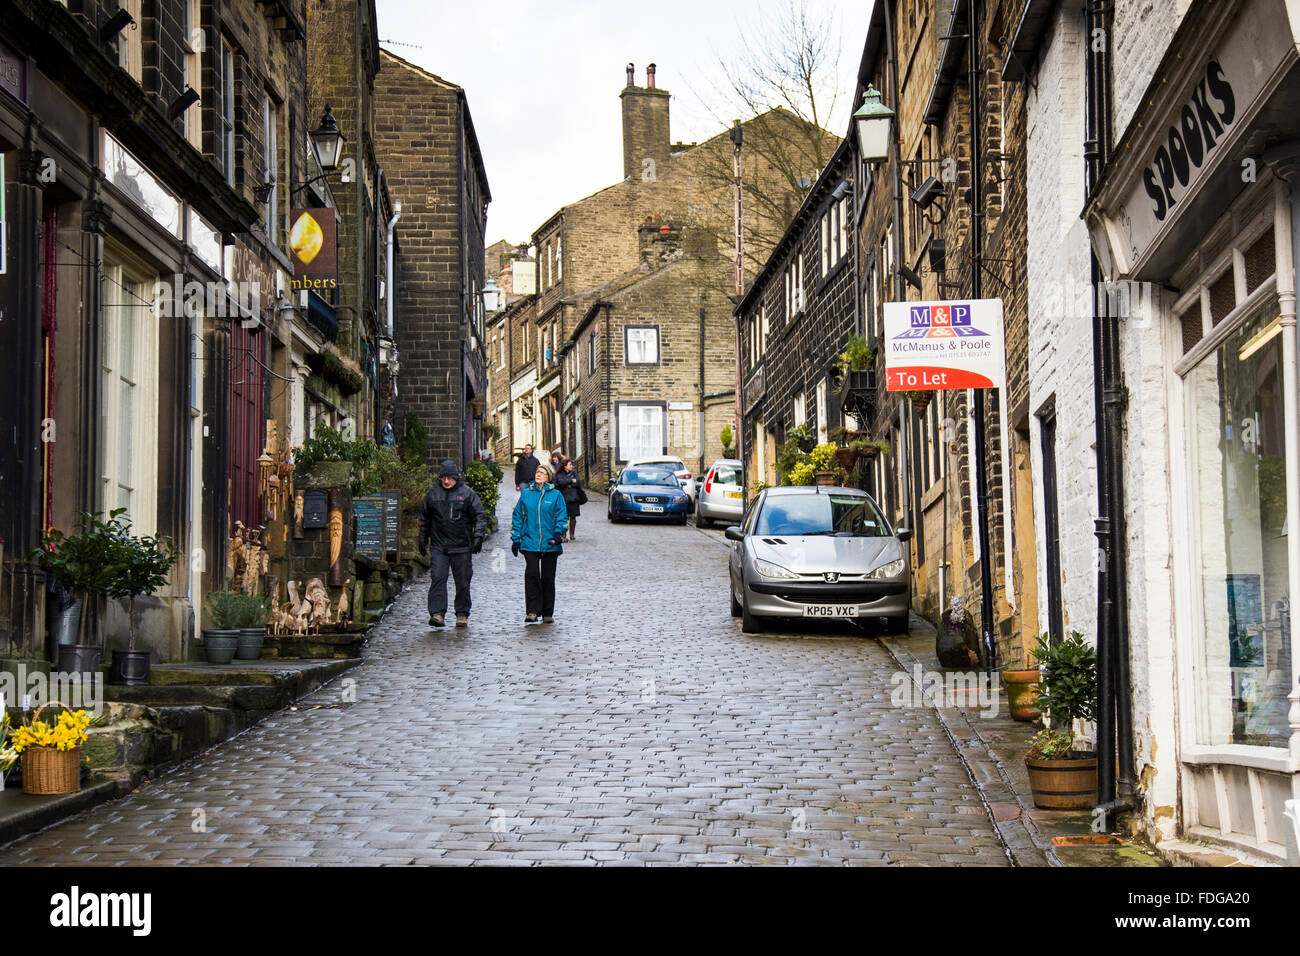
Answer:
[
  {"left": 1001, "top": 637, "right": 1043, "bottom": 721},
  {"left": 809, "top": 442, "right": 843, "bottom": 486},
  {"left": 9, "top": 705, "right": 92, "bottom": 795},
  {"left": 720, "top": 424, "right": 737, "bottom": 459},
  {"left": 481, "top": 421, "right": 501, "bottom": 443},
  {"left": 1024, "top": 632, "right": 1099, "bottom": 810},
  {"left": 0, "top": 711, "right": 15, "bottom": 791},
  {"left": 787, "top": 423, "right": 814, "bottom": 454},
  {"left": 202, "top": 590, "right": 242, "bottom": 664},
  {"left": 899, "top": 389, "right": 933, "bottom": 414},
  {"left": 33, "top": 510, "right": 135, "bottom": 676},
  {"left": 235, "top": 593, "right": 272, "bottom": 660},
  {"left": 106, "top": 522, "right": 180, "bottom": 686}
]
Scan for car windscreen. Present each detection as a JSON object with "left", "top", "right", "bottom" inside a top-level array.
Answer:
[
  {"left": 712, "top": 463, "right": 742, "bottom": 486},
  {"left": 622, "top": 468, "right": 677, "bottom": 486},
  {"left": 754, "top": 493, "right": 892, "bottom": 536}
]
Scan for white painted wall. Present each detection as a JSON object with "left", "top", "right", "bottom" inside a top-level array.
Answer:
[
  {"left": 1111, "top": 0, "right": 1189, "bottom": 138},
  {"left": 1026, "top": 4, "right": 1099, "bottom": 645}
]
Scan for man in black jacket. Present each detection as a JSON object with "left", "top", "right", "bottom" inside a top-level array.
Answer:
[
  {"left": 514, "top": 444, "right": 540, "bottom": 491},
  {"left": 419, "top": 460, "right": 487, "bottom": 628}
]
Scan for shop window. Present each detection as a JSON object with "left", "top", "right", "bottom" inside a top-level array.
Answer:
[
  {"left": 1208, "top": 269, "right": 1236, "bottom": 327},
  {"left": 1243, "top": 227, "right": 1275, "bottom": 295},
  {"left": 1185, "top": 300, "right": 1290, "bottom": 747}
]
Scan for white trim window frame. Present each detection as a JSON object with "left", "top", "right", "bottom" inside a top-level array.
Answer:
[
  {"left": 182, "top": 0, "right": 203, "bottom": 148},
  {"left": 625, "top": 325, "right": 659, "bottom": 366},
  {"left": 617, "top": 403, "right": 665, "bottom": 462},
  {"left": 219, "top": 36, "right": 236, "bottom": 187},
  {"left": 263, "top": 93, "right": 280, "bottom": 248},
  {"left": 101, "top": 261, "right": 159, "bottom": 536}
]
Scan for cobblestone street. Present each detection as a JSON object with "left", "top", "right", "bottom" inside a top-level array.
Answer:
[{"left": 0, "top": 485, "right": 1010, "bottom": 866}]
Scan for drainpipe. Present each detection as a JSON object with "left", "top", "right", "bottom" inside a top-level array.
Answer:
[
  {"left": 1086, "top": 0, "right": 1134, "bottom": 827},
  {"left": 699, "top": 303, "right": 707, "bottom": 477},
  {"left": 385, "top": 200, "right": 402, "bottom": 337}
]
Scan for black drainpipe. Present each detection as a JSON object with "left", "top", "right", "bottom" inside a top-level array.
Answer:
[
  {"left": 1085, "top": 0, "right": 1135, "bottom": 826},
  {"left": 699, "top": 303, "right": 707, "bottom": 477}
]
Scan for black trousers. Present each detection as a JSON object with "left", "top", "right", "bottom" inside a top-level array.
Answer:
[
  {"left": 523, "top": 551, "right": 558, "bottom": 616},
  {"left": 428, "top": 549, "right": 473, "bottom": 617}
]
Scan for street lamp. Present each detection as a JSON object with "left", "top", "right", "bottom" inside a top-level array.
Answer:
[
  {"left": 310, "top": 105, "right": 346, "bottom": 171},
  {"left": 482, "top": 276, "right": 502, "bottom": 313},
  {"left": 853, "top": 85, "right": 894, "bottom": 163}
]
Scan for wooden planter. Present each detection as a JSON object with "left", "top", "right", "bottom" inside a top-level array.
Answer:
[
  {"left": 814, "top": 470, "right": 839, "bottom": 486},
  {"left": 1000, "top": 669, "right": 1041, "bottom": 721},
  {"left": 1025, "top": 754, "right": 1098, "bottom": 810}
]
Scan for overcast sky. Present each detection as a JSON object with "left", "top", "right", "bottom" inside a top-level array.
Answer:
[{"left": 374, "top": 0, "right": 874, "bottom": 247}]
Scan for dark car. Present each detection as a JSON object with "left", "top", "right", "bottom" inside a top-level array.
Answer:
[{"left": 607, "top": 466, "right": 692, "bottom": 523}]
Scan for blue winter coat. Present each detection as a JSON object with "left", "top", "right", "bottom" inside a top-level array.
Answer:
[{"left": 511, "top": 482, "right": 569, "bottom": 554}]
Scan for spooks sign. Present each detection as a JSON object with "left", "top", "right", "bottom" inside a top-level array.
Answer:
[{"left": 1097, "top": 0, "right": 1296, "bottom": 276}]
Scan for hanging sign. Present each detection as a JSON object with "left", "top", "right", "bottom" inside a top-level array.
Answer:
[
  {"left": 288, "top": 207, "right": 338, "bottom": 292},
  {"left": 883, "top": 298, "right": 1005, "bottom": 390}
]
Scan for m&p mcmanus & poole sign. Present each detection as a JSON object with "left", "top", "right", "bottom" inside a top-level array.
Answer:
[{"left": 883, "top": 298, "right": 1006, "bottom": 391}]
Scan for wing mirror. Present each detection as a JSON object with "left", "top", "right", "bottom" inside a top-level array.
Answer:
[
  {"left": 724, "top": 526, "right": 744, "bottom": 542},
  {"left": 896, "top": 526, "right": 913, "bottom": 543}
]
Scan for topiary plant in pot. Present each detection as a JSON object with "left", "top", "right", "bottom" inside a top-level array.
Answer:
[
  {"left": 202, "top": 591, "right": 242, "bottom": 664},
  {"left": 1025, "top": 632, "right": 1099, "bottom": 809},
  {"left": 105, "top": 521, "right": 180, "bottom": 685}
]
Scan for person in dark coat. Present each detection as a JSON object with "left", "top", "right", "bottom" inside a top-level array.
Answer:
[
  {"left": 553, "top": 458, "right": 587, "bottom": 541},
  {"left": 514, "top": 444, "right": 540, "bottom": 491},
  {"left": 419, "top": 460, "right": 486, "bottom": 628}
]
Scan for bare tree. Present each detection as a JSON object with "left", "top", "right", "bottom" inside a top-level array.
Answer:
[{"left": 685, "top": 0, "right": 845, "bottom": 279}]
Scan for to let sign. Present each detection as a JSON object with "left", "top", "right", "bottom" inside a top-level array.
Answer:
[{"left": 883, "top": 298, "right": 1005, "bottom": 391}]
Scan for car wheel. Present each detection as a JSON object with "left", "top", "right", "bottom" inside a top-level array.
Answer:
[
  {"left": 884, "top": 612, "right": 910, "bottom": 634},
  {"left": 696, "top": 513, "right": 711, "bottom": 529},
  {"left": 729, "top": 580, "right": 742, "bottom": 617},
  {"left": 607, "top": 510, "right": 617, "bottom": 522}
]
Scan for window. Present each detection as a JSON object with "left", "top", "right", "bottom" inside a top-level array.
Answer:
[
  {"left": 760, "top": 301, "right": 769, "bottom": 353},
  {"left": 117, "top": 0, "right": 142, "bottom": 81},
  {"left": 625, "top": 325, "right": 659, "bottom": 365},
  {"left": 793, "top": 392, "right": 806, "bottom": 428},
  {"left": 784, "top": 253, "right": 804, "bottom": 319},
  {"left": 499, "top": 329, "right": 506, "bottom": 369},
  {"left": 617, "top": 404, "right": 665, "bottom": 462},
  {"left": 756, "top": 493, "right": 892, "bottom": 537},
  {"left": 218, "top": 37, "right": 236, "bottom": 187},
  {"left": 263, "top": 94, "right": 281, "bottom": 247},
  {"left": 588, "top": 326, "right": 599, "bottom": 374},
  {"left": 816, "top": 379, "right": 828, "bottom": 444},
  {"left": 101, "top": 262, "right": 159, "bottom": 535},
  {"left": 820, "top": 195, "right": 848, "bottom": 276},
  {"left": 182, "top": 0, "right": 202, "bottom": 147},
  {"left": 555, "top": 234, "right": 562, "bottom": 282}
]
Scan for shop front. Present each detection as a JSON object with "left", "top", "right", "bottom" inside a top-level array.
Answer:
[{"left": 1087, "top": 0, "right": 1300, "bottom": 861}]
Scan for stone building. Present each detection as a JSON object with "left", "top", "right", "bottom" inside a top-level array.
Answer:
[
  {"left": 509, "top": 63, "right": 832, "bottom": 487},
  {"left": 0, "top": 0, "right": 366, "bottom": 662},
  {"left": 374, "top": 49, "right": 490, "bottom": 467}
]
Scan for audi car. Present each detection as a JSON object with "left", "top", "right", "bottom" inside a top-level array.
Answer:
[
  {"left": 725, "top": 485, "right": 911, "bottom": 634},
  {"left": 627, "top": 455, "right": 696, "bottom": 508},
  {"left": 607, "top": 465, "right": 692, "bottom": 522}
]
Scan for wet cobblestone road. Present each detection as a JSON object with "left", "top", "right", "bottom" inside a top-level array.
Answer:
[{"left": 0, "top": 484, "right": 1008, "bottom": 866}]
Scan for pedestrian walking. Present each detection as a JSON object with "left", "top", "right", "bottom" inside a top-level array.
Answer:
[
  {"left": 549, "top": 449, "right": 563, "bottom": 474},
  {"left": 553, "top": 458, "right": 587, "bottom": 541},
  {"left": 419, "top": 460, "right": 486, "bottom": 628},
  {"left": 510, "top": 462, "right": 569, "bottom": 623},
  {"left": 514, "top": 444, "right": 540, "bottom": 491}
]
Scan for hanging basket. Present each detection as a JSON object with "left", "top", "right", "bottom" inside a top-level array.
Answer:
[
  {"left": 20, "top": 704, "right": 82, "bottom": 795},
  {"left": 834, "top": 447, "right": 859, "bottom": 470}
]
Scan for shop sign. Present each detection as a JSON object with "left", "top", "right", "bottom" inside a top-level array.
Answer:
[
  {"left": 0, "top": 39, "right": 26, "bottom": 105},
  {"left": 1096, "top": 0, "right": 1295, "bottom": 275},
  {"left": 883, "top": 299, "right": 1006, "bottom": 390},
  {"left": 289, "top": 208, "right": 338, "bottom": 292}
]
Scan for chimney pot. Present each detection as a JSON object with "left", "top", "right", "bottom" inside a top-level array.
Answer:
[
  {"left": 647, "top": 63, "right": 656, "bottom": 88},
  {"left": 626, "top": 62, "right": 635, "bottom": 87}
]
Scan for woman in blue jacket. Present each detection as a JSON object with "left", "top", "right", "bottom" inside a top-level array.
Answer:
[{"left": 510, "top": 463, "right": 570, "bottom": 623}]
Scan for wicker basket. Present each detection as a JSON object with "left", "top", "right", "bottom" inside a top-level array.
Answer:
[{"left": 20, "top": 703, "right": 83, "bottom": 795}]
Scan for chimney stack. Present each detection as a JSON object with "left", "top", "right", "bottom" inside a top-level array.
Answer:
[{"left": 621, "top": 60, "right": 671, "bottom": 181}]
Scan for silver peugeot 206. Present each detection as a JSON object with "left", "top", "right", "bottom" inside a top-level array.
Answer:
[{"left": 725, "top": 485, "right": 911, "bottom": 635}]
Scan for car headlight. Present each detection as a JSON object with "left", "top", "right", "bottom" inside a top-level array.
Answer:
[
  {"left": 611, "top": 491, "right": 625, "bottom": 503},
  {"left": 753, "top": 558, "right": 798, "bottom": 580},
  {"left": 867, "top": 558, "right": 906, "bottom": 580}
]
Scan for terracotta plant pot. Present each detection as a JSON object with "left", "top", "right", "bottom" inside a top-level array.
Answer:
[
  {"left": 1025, "top": 753, "right": 1098, "bottom": 810},
  {"left": 1000, "top": 668, "right": 1041, "bottom": 721}
]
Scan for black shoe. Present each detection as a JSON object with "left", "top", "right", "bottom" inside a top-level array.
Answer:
[
  {"left": 429, "top": 614, "right": 444, "bottom": 627},
  {"left": 542, "top": 616, "right": 554, "bottom": 624},
  {"left": 525, "top": 614, "right": 537, "bottom": 623}
]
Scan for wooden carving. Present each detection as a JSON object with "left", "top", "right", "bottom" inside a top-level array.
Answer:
[
  {"left": 327, "top": 488, "right": 345, "bottom": 586},
  {"left": 293, "top": 491, "right": 305, "bottom": 539}
]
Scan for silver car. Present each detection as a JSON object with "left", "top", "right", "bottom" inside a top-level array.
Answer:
[
  {"left": 695, "top": 458, "right": 744, "bottom": 528},
  {"left": 725, "top": 486, "right": 911, "bottom": 634}
]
